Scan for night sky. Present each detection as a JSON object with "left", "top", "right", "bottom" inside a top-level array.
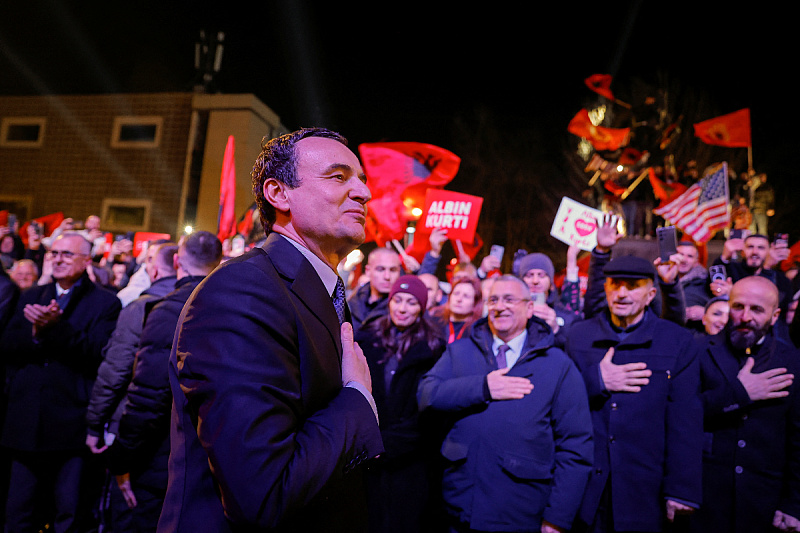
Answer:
[{"left": 2, "top": 1, "right": 797, "bottom": 241}]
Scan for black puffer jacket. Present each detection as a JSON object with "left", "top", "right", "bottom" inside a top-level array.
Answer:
[{"left": 107, "top": 275, "right": 204, "bottom": 487}]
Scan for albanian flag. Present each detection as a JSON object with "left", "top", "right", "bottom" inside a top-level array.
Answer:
[
  {"left": 568, "top": 109, "right": 630, "bottom": 151},
  {"left": 584, "top": 74, "right": 615, "bottom": 101},
  {"left": 18, "top": 212, "right": 66, "bottom": 247},
  {"left": 648, "top": 168, "right": 688, "bottom": 208},
  {"left": 694, "top": 108, "right": 751, "bottom": 147},
  {"left": 217, "top": 135, "right": 237, "bottom": 242},
  {"left": 359, "top": 142, "right": 460, "bottom": 245}
]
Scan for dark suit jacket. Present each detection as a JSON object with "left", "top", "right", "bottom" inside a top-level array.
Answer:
[
  {"left": 158, "top": 233, "right": 383, "bottom": 533},
  {"left": 1, "top": 273, "right": 121, "bottom": 451},
  {"left": 690, "top": 331, "right": 800, "bottom": 533}
]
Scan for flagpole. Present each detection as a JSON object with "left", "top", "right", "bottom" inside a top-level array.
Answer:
[
  {"left": 588, "top": 170, "right": 602, "bottom": 186},
  {"left": 621, "top": 169, "right": 649, "bottom": 201},
  {"left": 747, "top": 145, "right": 753, "bottom": 171}
]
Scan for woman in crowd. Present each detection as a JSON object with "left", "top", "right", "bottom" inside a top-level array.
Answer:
[
  {"left": 355, "top": 275, "right": 447, "bottom": 533},
  {"left": 699, "top": 296, "right": 730, "bottom": 338},
  {"left": 515, "top": 250, "right": 579, "bottom": 336},
  {"left": 430, "top": 276, "right": 483, "bottom": 345}
]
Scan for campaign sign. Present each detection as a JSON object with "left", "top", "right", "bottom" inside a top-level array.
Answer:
[
  {"left": 421, "top": 189, "right": 483, "bottom": 243},
  {"left": 550, "top": 197, "right": 603, "bottom": 251},
  {"left": 133, "top": 232, "right": 172, "bottom": 256}
]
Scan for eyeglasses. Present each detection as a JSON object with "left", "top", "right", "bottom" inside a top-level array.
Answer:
[
  {"left": 486, "top": 295, "right": 530, "bottom": 307},
  {"left": 45, "top": 250, "right": 86, "bottom": 260}
]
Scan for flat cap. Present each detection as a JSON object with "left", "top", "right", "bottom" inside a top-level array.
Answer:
[{"left": 602, "top": 255, "right": 656, "bottom": 280}]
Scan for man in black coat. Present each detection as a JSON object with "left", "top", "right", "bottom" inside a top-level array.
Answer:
[
  {"left": 106, "top": 231, "right": 221, "bottom": 532},
  {"left": 712, "top": 233, "right": 793, "bottom": 313},
  {"left": 565, "top": 254, "right": 702, "bottom": 533},
  {"left": 85, "top": 241, "right": 177, "bottom": 454},
  {"left": 691, "top": 276, "right": 800, "bottom": 532},
  {"left": 157, "top": 128, "right": 383, "bottom": 533},
  {"left": 1, "top": 232, "right": 121, "bottom": 532}
]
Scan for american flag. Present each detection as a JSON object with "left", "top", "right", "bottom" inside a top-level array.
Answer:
[{"left": 653, "top": 162, "right": 730, "bottom": 242}]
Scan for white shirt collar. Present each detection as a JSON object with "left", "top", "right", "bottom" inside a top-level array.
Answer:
[{"left": 492, "top": 330, "right": 527, "bottom": 367}]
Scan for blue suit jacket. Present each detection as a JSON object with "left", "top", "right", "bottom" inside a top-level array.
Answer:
[{"left": 158, "top": 233, "right": 383, "bottom": 533}]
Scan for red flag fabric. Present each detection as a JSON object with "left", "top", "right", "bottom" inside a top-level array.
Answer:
[
  {"left": 693, "top": 108, "right": 751, "bottom": 147},
  {"left": 653, "top": 163, "right": 730, "bottom": 243},
  {"left": 359, "top": 142, "right": 460, "bottom": 245},
  {"left": 603, "top": 178, "right": 627, "bottom": 198},
  {"left": 568, "top": 109, "right": 630, "bottom": 151},
  {"left": 554, "top": 252, "right": 591, "bottom": 295},
  {"left": 454, "top": 233, "right": 484, "bottom": 262},
  {"left": 217, "top": 135, "right": 237, "bottom": 242},
  {"left": 648, "top": 168, "right": 688, "bottom": 207},
  {"left": 18, "top": 212, "right": 66, "bottom": 247},
  {"left": 584, "top": 74, "right": 615, "bottom": 101},
  {"left": 236, "top": 202, "right": 258, "bottom": 239},
  {"left": 618, "top": 147, "right": 644, "bottom": 166}
]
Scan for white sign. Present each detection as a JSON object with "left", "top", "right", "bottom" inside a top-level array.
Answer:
[{"left": 550, "top": 197, "right": 603, "bottom": 251}]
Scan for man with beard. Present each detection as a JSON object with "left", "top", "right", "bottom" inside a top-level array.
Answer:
[
  {"left": 691, "top": 276, "right": 800, "bottom": 532},
  {"left": 713, "top": 234, "right": 792, "bottom": 312}
]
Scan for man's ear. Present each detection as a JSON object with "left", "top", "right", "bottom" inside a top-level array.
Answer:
[
  {"left": 263, "top": 178, "right": 291, "bottom": 213},
  {"left": 771, "top": 307, "right": 781, "bottom": 326}
]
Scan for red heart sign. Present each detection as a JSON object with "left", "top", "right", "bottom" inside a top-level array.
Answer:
[{"left": 574, "top": 219, "right": 596, "bottom": 237}]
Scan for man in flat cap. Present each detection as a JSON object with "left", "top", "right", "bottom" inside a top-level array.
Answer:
[{"left": 564, "top": 254, "right": 703, "bottom": 533}]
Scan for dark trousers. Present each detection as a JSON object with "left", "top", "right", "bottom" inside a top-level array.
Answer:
[
  {"left": 5, "top": 450, "right": 89, "bottom": 533},
  {"left": 108, "top": 476, "right": 165, "bottom": 533}
]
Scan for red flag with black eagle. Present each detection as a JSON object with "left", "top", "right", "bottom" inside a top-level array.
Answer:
[
  {"left": 693, "top": 109, "right": 751, "bottom": 147},
  {"left": 358, "top": 142, "right": 460, "bottom": 246}
]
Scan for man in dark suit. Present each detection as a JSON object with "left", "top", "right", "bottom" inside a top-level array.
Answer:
[
  {"left": 1, "top": 232, "right": 121, "bottom": 532},
  {"left": 158, "top": 128, "right": 383, "bottom": 533},
  {"left": 691, "top": 276, "right": 800, "bottom": 533}
]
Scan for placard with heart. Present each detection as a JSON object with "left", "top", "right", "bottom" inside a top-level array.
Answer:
[{"left": 550, "top": 196, "right": 604, "bottom": 251}]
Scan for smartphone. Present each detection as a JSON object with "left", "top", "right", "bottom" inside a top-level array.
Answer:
[
  {"left": 657, "top": 226, "right": 678, "bottom": 262},
  {"left": 7, "top": 214, "right": 16, "bottom": 228},
  {"left": 709, "top": 265, "right": 727, "bottom": 283},
  {"left": 489, "top": 244, "right": 505, "bottom": 261},
  {"left": 730, "top": 229, "right": 749, "bottom": 240},
  {"left": 532, "top": 292, "right": 546, "bottom": 305},
  {"left": 773, "top": 233, "right": 789, "bottom": 248}
]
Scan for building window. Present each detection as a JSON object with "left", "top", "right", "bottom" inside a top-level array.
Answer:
[
  {"left": 0, "top": 117, "right": 46, "bottom": 148},
  {"left": 101, "top": 198, "right": 152, "bottom": 232},
  {"left": 111, "top": 116, "right": 163, "bottom": 148},
  {"left": 0, "top": 195, "right": 34, "bottom": 224}
]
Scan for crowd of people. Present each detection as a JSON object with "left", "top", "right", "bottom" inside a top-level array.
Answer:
[{"left": 1, "top": 128, "right": 800, "bottom": 533}]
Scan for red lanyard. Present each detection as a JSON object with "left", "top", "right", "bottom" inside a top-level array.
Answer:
[{"left": 448, "top": 322, "right": 466, "bottom": 344}]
